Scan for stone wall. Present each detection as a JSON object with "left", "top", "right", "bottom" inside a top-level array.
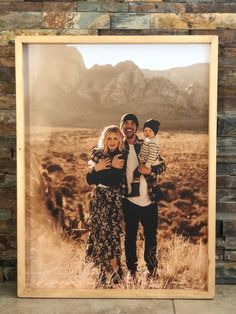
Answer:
[{"left": 0, "top": 0, "right": 236, "bottom": 283}]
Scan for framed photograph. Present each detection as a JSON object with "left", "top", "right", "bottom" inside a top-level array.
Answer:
[{"left": 16, "top": 35, "right": 218, "bottom": 298}]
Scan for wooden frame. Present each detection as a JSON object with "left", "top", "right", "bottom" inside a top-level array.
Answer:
[{"left": 16, "top": 35, "right": 218, "bottom": 298}]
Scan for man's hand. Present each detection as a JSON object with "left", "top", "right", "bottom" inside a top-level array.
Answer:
[
  {"left": 94, "top": 158, "right": 111, "bottom": 172},
  {"left": 138, "top": 164, "right": 151, "bottom": 175},
  {"left": 112, "top": 154, "right": 124, "bottom": 169}
]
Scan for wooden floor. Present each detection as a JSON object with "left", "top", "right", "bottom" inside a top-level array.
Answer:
[{"left": 0, "top": 282, "right": 235, "bottom": 314}]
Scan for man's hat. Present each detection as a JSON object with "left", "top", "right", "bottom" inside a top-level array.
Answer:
[{"left": 120, "top": 113, "right": 139, "bottom": 128}]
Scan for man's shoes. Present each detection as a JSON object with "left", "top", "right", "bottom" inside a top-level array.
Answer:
[
  {"left": 128, "top": 182, "right": 140, "bottom": 197},
  {"left": 127, "top": 269, "right": 137, "bottom": 281},
  {"left": 126, "top": 269, "right": 138, "bottom": 287},
  {"left": 147, "top": 268, "right": 158, "bottom": 281}
]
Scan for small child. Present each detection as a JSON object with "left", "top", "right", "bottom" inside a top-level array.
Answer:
[{"left": 128, "top": 119, "right": 161, "bottom": 197}]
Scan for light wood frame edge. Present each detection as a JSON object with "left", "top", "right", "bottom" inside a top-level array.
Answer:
[
  {"left": 207, "top": 36, "right": 218, "bottom": 299},
  {"left": 16, "top": 37, "right": 26, "bottom": 297},
  {"left": 16, "top": 35, "right": 218, "bottom": 299}
]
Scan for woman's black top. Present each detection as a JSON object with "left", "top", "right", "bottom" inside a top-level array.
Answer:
[{"left": 86, "top": 149, "right": 126, "bottom": 187}]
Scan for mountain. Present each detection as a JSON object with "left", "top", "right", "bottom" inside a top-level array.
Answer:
[
  {"left": 142, "top": 63, "right": 209, "bottom": 90},
  {"left": 27, "top": 45, "right": 209, "bottom": 131}
]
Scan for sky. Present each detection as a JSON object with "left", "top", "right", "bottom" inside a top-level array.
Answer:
[{"left": 68, "top": 44, "right": 210, "bottom": 71}]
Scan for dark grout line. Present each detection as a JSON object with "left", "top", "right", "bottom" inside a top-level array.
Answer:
[{"left": 172, "top": 300, "right": 176, "bottom": 314}]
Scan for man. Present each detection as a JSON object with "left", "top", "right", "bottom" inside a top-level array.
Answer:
[{"left": 114, "top": 113, "right": 165, "bottom": 279}]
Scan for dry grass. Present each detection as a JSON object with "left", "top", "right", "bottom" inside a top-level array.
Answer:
[
  {"left": 25, "top": 127, "right": 209, "bottom": 290},
  {"left": 156, "top": 235, "right": 207, "bottom": 289},
  {"left": 26, "top": 199, "right": 207, "bottom": 290}
]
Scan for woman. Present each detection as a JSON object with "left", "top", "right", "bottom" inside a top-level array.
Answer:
[{"left": 86, "top": 125, "right": 126, "bottom": 286}]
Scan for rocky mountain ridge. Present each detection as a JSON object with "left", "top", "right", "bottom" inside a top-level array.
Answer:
[{"left": 28, "top": 44, "right": 209, "bottom": 131}]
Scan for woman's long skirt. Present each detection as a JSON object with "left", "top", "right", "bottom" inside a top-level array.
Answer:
[{"left": 86, "top": 186, "right": 123, "bottom": 271}]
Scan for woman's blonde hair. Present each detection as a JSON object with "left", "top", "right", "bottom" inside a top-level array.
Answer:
[{"left": 97, "top": 125, "right": 124, "bottom": 155}]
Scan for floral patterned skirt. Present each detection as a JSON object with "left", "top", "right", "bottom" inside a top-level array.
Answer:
[{"left": 86, "top": 186, "right": 123, "bottom": 270}]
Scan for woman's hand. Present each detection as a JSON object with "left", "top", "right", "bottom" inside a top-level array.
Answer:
[
  {"left": 94, "top": 158, "right": 111, "bottom": 172},
  {"left": 112, "top": 154, "right": 124, "bottom": 169}
]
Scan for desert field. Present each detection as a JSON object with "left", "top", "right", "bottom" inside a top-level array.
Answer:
[{"left": 24, "top": 127, "right": 208, "bottom": 290}]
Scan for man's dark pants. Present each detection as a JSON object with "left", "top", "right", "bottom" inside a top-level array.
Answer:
[{"left": 123, "top": 198, "right": 158, "bottom": 274}]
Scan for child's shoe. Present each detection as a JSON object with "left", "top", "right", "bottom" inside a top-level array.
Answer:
[{"left": 128, "top": 182, "right": 140, "bottom": 197}]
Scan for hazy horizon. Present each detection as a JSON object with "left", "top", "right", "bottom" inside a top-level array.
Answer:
[{"left": 68, "top": 43, "right": 210, "bottom": 71}]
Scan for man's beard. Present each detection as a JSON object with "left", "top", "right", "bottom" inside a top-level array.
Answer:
[
  {"left": 125, "top": 132, "right": 136, "bottom": 139},
  {"left": 123, "top": 127, "right": 136, "bottom": 139}
]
